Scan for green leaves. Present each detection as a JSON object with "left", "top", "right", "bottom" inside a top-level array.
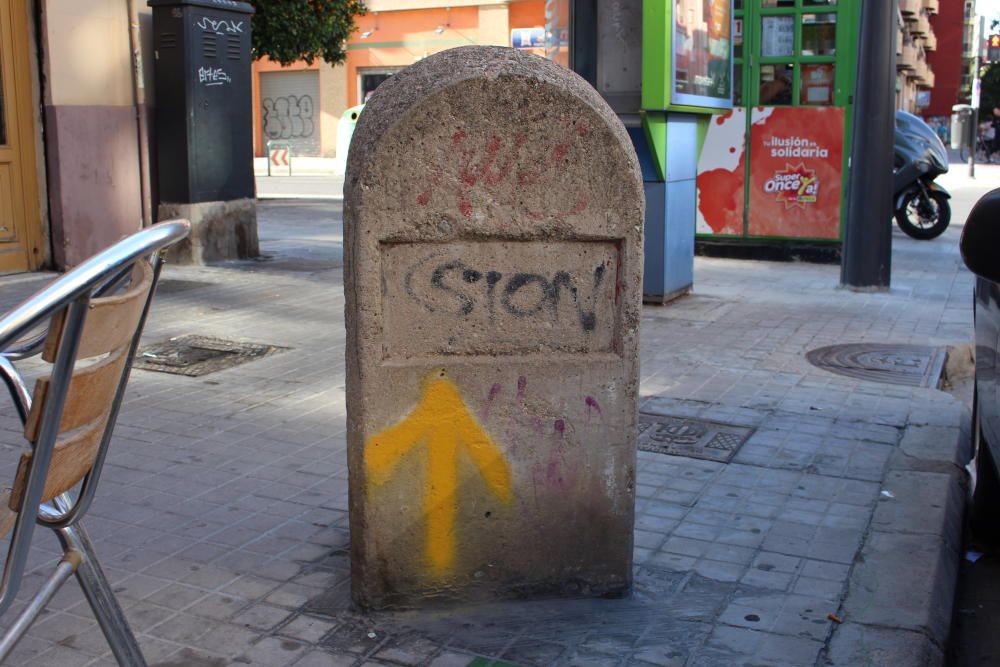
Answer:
[
  {"left": 250, "top": 0, "right": 367, "bottom": 66},
  {"left": 978, "top": 63, "right": 1000, "bottom": 117}
]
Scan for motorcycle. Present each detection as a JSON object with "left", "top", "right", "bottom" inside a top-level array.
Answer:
[{"left": 893, "top": 110, "right": 951, "bottom": 240}]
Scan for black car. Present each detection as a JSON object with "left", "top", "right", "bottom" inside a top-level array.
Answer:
[{"left": 961, "top": 188, "right": 1000, "bottom": 527}]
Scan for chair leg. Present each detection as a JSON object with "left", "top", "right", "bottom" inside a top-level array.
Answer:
[
  {"left": 57, "top": 522, "right": 147, "bottom": 667},
  {"left": 0, "top": 558, "right": 76, "bottom": 662}
]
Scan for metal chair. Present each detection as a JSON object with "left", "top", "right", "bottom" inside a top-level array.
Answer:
[{"left": 0, "top": 220, "right": 190, "bottom": 665}]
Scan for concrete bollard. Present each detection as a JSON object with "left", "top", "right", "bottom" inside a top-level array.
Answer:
[{"left": 344, "top": 46, "right": 643, "bottom": 609}]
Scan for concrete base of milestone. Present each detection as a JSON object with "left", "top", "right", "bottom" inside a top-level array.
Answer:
[{"left": 158, "top": 199, "right": 259, "bottom": 265}]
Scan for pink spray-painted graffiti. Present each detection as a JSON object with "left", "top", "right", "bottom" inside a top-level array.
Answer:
[{"left": 477, "top": 376, "right": 607, "bottom": 494}]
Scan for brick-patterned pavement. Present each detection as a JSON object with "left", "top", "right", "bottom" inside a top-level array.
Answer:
[{"left": 0, "top": 165, "right": 990, "bottom": 666}]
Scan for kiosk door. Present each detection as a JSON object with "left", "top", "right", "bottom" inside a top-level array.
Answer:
[{"left": 697, "top": 0, "right": 857, "bottom": 243}]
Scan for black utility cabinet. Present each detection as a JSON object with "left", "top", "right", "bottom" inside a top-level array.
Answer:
[{"left": 149, "top": 0, "right": 255, "bottom": 204}]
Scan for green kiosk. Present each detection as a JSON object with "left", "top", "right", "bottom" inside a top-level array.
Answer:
[
  {"left": 640, "top": 0, "right": 735, "bottom": 302},
  {"left": 692, "top": 0, "right": 858, "bottom": 260},
  {"left": 576, "top": 0, "right": 859, "bottom": 299},
  {"left": 571, "top": 0, "right": 735, "bottom": 304}
]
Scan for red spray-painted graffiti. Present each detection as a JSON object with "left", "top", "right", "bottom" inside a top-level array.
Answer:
[{"left": 415, "top": 122, "right": 591, "bottom": 221}]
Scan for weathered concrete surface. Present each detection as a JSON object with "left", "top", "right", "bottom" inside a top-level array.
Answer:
[
  {"left": 840, "top": 531, "right": 958, "bottom": 649},
  {"left": 825, "top": 623, "right": 944, "bottom": 667},
  {"left": 891, "top": 422, "right": 971, "bottom": 473},
  {"left": 871, "top": 470, "right": 964, "bottom": 546},
  {"left": 826, "top": 413, "right": 966, "bottom": 664},
  {"left": 158, "top": 199, "right": 259, "bottom": 265},
  {"left": 344, "top": 46, "right": 643, "bottom": 608}
]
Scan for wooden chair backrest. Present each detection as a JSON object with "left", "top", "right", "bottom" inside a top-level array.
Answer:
[{"left": 8, "top": 260, "right": 153, "bottom": 512}]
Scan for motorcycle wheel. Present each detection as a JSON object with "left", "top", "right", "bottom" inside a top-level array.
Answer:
[{"left": 895, "top": 189, "right": 951, "bottom": 240}]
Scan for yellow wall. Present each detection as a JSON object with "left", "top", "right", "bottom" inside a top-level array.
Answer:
[
  {"left": 42, "top": 0, "right": 133, "bottom": 107},
  {"left": 319, "top": 62, "right": 349, "bottom": 157},
  {"left": 478, "top": 4, "right": 510, "bottom": 46}
]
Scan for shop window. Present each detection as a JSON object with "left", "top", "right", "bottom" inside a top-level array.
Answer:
[
  {"left": 761, "top": 16, "right": 794, "bottom": 57},
  {"left": 734, "top": 63, "right": 744, "bottom": 106},
  {"left": 801, "top": 13, "right": 836, "bottom": 55},
  {"left": 759, "top": 63, "right": 794, "bottom": 105},
  {"left": 800, "top": 63, "right": 834, "bottom": 105},
  {"left": 752, "top": 0, "right": 841, "bottom": 108},
  {"left": 733, "top": 5, "right": 746, "bottom": 108},
  {"left": 734, "top": 17, "right": 744, "bottom": 59},
  {"left": 360, "top": 70, "right": 397, "bottom": 103}
]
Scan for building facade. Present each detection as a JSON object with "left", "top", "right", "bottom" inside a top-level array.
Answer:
[
  {"left": 896, "top": 0, "right": 939, "bottom": 113},
  {"left": 251, "top": 0, "right": 569, "bottom": 159},
  {"left": 923, "top": 0, "right": 976, "bottom": 120},
  {"left": 0, "top": 0, "right": 156, "bottom": 273}
]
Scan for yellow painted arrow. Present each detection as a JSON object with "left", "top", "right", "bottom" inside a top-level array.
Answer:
[{"left": 365, "top": 373, "right": 513, "bottom": 572}]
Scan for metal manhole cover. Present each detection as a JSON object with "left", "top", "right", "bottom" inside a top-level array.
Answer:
[
  {"left": 637, "top": 414, "right": 754, "bottom": 463},
  {"left": 134, "top": 335, "right": 287, "bottom": 377},
  {"left": 805, "top": 343, "right": 946, "bottom": 388}
]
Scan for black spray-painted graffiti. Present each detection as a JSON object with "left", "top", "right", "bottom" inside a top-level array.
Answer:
[
  {"left": 406, "top": 260, "right": 608, "bottom": 332},
  {"left": 262, "top": 96, "right": 315, "bottom": 141},
  {"left": 195, "top": 17, "right": 244, "bottom": 34}
]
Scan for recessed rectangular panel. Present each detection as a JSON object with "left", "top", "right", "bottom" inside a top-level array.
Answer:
[{"left": 381, "top": 240, "right": 620, "bottom": 360}]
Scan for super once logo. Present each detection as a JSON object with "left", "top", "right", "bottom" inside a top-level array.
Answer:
[{"left": 764, "top": 163, "right": 819, "bottom": 208}]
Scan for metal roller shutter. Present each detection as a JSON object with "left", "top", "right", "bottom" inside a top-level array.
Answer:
[{"left": 260, "top": 70, "right": 321, "bottom": 157}]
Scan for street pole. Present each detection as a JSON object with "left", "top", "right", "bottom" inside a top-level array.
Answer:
[
  {"left": 970, "top": 15, "right": 984, "bottom": 179},
  {"left": 841, "top": 0, "right": 896, "bottom": 290},
  {"left": 970, "top": 106, "right": 979, "bottom": 178}
]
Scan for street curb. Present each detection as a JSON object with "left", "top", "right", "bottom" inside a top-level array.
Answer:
[
  {"left": 257, "top": 194, "right": 345, "bottom": 202},
  {"left": 824, "top": 415, "right": 969, "bottom": 666}
]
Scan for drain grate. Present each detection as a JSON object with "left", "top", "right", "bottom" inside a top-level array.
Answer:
[
  {"left": 637, "top": 414, "right": 754, "bottom": 463},
  {"left": 134, "top": 335, "right": 286, "bottom": 377},
  {"left": 805, "top": 343, "right": 946, "bottom": 388}
]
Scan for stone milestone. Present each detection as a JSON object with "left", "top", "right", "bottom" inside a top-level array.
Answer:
[{"left": 344, "top": 46, "right": 644, "bottom": 608}]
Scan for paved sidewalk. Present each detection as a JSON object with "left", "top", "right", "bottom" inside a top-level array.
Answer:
[{"left": 0, "top": 168, "right": 991, "bottom": 666}]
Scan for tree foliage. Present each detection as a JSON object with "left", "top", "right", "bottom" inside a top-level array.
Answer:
[
  {"left": 250, "top": 0, "right": 367, "bottom": 66},
  {"left": 980, "top": 63, "right": 1000, "bottom": 116}
]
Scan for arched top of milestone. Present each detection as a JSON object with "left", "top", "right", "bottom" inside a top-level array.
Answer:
[{"left": 345, "top": 45, "right": 641, "bottom": 214}]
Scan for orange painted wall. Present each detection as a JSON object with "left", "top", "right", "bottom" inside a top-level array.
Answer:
[
  {"left": 346, "top": 6, "right": 479, "bottom": 107},
  {"left": 508, "top": 0, "right": 545, "bottom": 28},
  {"left": 250, "top": 1, "right": 552, "bottom": 155}
]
